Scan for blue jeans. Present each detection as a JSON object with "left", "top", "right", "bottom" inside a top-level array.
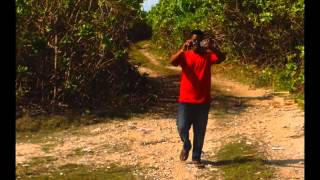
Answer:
[{"left": 176, "top": 102, "right": 210, "bottom": 161}]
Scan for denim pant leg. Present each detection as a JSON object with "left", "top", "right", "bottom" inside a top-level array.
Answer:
[
  {"left": 192, "top": 103, "right": 210, "bottom": 160},
  {"left": 176, "top": 103, "right": 192, "bottom": 151}
]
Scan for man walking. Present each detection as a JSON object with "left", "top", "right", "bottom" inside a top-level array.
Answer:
[{"left": 170, "top": 30, "right": 225, "bottom": 167}]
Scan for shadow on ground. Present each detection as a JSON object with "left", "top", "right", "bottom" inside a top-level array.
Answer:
[
  {"left": 201, "top": 158, "right": 304, "bottom": 168},
  {"left": 145, "top": 74, "right": 273, "bottom": 120},
  {"left": 17, "top": 72, "right": 274, "bottom": 132}
]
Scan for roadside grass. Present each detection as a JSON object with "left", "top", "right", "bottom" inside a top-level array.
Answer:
[
  {"left": 212, "top": 62, "right": 304, "bottom": 110},
  {"left": 16, "top": 115, "right": 77, "bottom": 144},
  {"left": 16, "top": 156, "right": 58, "bottom": 179},
  {"left": 16, "top": 113, "right": 136, "bottom": 141},
  {"left": 293, "top": 93, "right": 304, "bottom": 110},
  {"left": 16, "top": 158, "right": 142, "bottom": 180},
  {"left": 212, "top": 62, "right": 268, "bottom": 89},
  {"left": 16, "top": 120, "right": 90, "bottom": 144},
  {"left": 16, "top": 130, "right": 56, "bottom": 144},
  {"left": 16, "top": 114, "right": 104, "bottom": 132}
]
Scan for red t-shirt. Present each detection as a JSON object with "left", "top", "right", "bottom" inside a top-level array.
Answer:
[{"left": 177, "top": 50, "right": 218, "bottom": 104}]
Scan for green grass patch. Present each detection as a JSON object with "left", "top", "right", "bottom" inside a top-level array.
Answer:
[
  {"left": 41, "top": 143, "right": 57, "bottom": 153},
  {"left": 16, "top": 156, "right": 58, "bottom": 179},
  {"left": 17, "top": 161, "right": 142, "bottom": 180},
  {"left": 293, "top": 93, "right": 304, "bottom": 110},
  {"left": 54, "top": 163, "right": 138, "bottom": 180},
  {"left": 215, "top": 139, "right": 274, "bottom": 180}
]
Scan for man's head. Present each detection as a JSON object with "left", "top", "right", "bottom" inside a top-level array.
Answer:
[{"left": 190, "top": 29, "right": 204, "bottom": 51}]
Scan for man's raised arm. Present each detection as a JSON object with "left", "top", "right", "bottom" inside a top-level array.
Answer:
[
  {"left": 170, "top": 49, "right": 184, "bottom": 66},
  {"left": 170, "top": 40, "right": 192, "bottom": 66}
]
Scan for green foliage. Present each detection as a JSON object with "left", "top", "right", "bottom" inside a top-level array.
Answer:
[
  {"left": 146, "top": 0, "right": 224, "bottom": 54},
  {"left": 76, "top": 23, "right": 95, "bottom": 37},
  {"left": 16, "top": 0, "right": 154, "bottom": 114},
  {"left": 16, "top": 65, "right": 29, "bottom": 74},
  {"left": 275, "top": 62, "right": 304, "bottom": 92},
  {"left": 147, "top": 0, "right": 304, "bottom": 94},
  {"left": 114, "top": 50, "right": 128, "bottom": 60},
  {"left": 102, "top": 34, "right": 113, "bottom": 50}
]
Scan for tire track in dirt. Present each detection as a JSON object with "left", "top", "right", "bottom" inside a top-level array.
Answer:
[{"left": 138, "top": 48, "right": 181, "bottom": 72}]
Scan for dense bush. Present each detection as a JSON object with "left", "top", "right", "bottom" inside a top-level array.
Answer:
[
  {"left": 16, "top": 0, "right": 155, "bottom": 114},
  {"left": 147, "top": 0, "right": 304, "bottom": 93}
]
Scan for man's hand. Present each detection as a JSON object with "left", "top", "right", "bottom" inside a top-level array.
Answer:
[
  {"left": 170, "top": 40, "right": 192, "bottom": 66},
  {"left": 182, "top": 39, "right": 193, "bottom": 51}
]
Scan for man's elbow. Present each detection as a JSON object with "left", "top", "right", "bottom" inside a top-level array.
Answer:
[
  {"left": 216, "top": 55, "right": 226, "bottom": 64},
  {"left": 170, "top": 57, "right": 179, "bottom": 66},
  {"left": 171, "top": 61, "right": 179, "bottom": 66}
]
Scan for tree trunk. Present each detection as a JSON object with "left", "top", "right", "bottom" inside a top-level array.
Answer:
[{"left": 53, "top": 34, "right": 58, "bottom": 101}]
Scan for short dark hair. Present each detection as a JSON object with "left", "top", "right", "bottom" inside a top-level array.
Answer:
[{"left": 191, "top": 29, "right": 204, "bottom": 38}]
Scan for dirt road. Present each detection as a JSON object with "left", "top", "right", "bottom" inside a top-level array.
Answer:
[{"left": 16, "top": 44, "right": 304, "bottom": 179}]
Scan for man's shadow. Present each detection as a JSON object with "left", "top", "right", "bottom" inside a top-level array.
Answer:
[{"left": 201, "top": 158, "right": 304, "bottom": 168}]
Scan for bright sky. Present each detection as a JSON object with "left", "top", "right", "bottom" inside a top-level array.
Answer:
[{"left": 142, "top": 0, "right": 159, "bottom": 12}]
